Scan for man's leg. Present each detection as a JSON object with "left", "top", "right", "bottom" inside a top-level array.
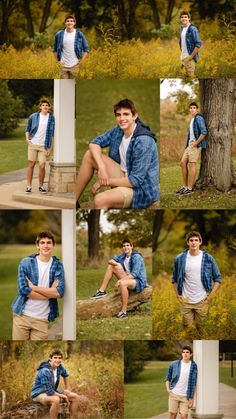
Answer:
[
  {"left": 187, "top": 162, "right": 197, "bottom": 189},
  {"left": 44, "top": 395, "right": 61, "bottom": 419},
  {"left": 115, "top": 278, "right": 136, "bottom": 313},
  {"left": 179, "top": 396, "right": 189, "bottom": 419},
  {"left": 12, "top": 314, "right": 30, "bottom": 340},
  {"left": 181, "top": 302, "right": 195, "bottom": 328},
  {"left": 60, "top": 66, "right": 70, "bottom": 79},
  {"left": 194, "top": 298, "right": 208, "bottom": 334},
  {"left": 182, "top": 59, "right": 196, "bottom": 79},
  {"left": 64, "top": 390, "right": 80, "bottom": 418},
  {"left": 39, "top": 162, "right": 46, "bottom": 188},
  {"left": 99, "top": 262, "right": 126, "bottom": 292},
  {"left": 27, "top": 161, "right": 36, "bottom": 187},
  {"left": 180, "top": 156, "right": 189, "bottom": 188},
  {"left": 30, "top": 318, "right": 48, "bottom": 340},
  {"left": 93, "top": 188, "right": 127, "bottom": 209},
  {"left": 168, "top": 392, "right": 179, "bottom": 419}
]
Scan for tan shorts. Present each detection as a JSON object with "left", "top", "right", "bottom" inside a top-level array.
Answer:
[
  {"left": 181, "top": 58, "right": 196, "bottom": 78},
  {"left": 169, "top": 391, "right": 189, "bottom": 414},
  {"left": 12, "top": 314, "right": 48, "bottom": 340},
  {"left": 28, "top": 143, "right": 47, "bottom": 162},
  {"left": 32, "top": 393, "right": 48, "bottom": 405},
  {"left": 182, "top": 143, "right": 201, "bottom": 163},
  {"left": 105, "top": 160, "right": 134, "bottom": 208},
  {"left": 60, "top": 62, "right": 80, "bottom": 79},
  {"left": 181, "top": 297, "right": 208, "bottom": 328}
]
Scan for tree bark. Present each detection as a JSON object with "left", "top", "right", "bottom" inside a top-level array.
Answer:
[
  {"left": 22, "top": 0, "right": 34, "bottom": 38},
  {"left": 116, "top": 0, "right": 140, "bottom": 39},
  {"left": 152, "top": 210, "right": 164, "bottom": 251},
  {"left": 77, "top": 287, "right": 152, "bottom": 319},
  {"left": 149, "top": 0, "right": 161, "bottom": 29},
  {"left": 198, "top": 79, "right": 236, "bottom": 192},
  {"left": 165, "top": 0, "right": 176, "bottom": 24},
  {"left": 87, "top": 210, "right": 100, "bottom": 261},
  {"left": 0, "top": 0, "right": 17, "bottom": 45},
  {"left": 39, "top": 0, "right": 53, "bottom": 33}
]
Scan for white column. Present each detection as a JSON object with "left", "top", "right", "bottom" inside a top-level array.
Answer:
[
  {"left": 53, "top": 79, "right": 75, "bottom": 163},
  {"left": 62, "top": 209, "right": 76, "bottom": 340},
  {"left": 192, "top": 340, "right": 223, "bottom": 419}
]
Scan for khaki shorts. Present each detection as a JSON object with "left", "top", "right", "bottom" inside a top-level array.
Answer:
[
  {"left": 60, "top": 62, "right": 80, "bottom": 79},
  {"left": 181, "top": 297, "right": 208, "bottom": 328},
  {"left": 169, "top": 391, "right": 189, "bottom": 414},
  {"left": 110, "top": 160, "right": 134, "bottom": 208},
  {"left": 28, "top": 143, "right": 47, "bottom": 163},
  {"left": 12, "top": 314, "right": 48, "bottom": 340},
  {"left": 32, "top": 393, "right": 48, "bottom": 405},
  {"left": 182, "top": 143, "right": 201, "bottom": 163},
  {"left": 181, "top": 58, "right": 196, "bottom": 78}
]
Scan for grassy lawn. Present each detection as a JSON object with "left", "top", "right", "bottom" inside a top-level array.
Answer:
[
  {"left": 125, "top": 361, "right": 169, "bottom": 418},
  {"left": 160, "top": 161, "right": 236, "bottom": 209},
  {"left": 0, "top": 124, "right": 27, "bottom": 174},
  {"left": 0, "top": 244, "right": 61, "bottom": 340},
  {"left": 77, "top": 263, "right": 152, "bottom": 340},
  {"left": 220, "top": 363, "right": 236, "bottom": 389},
  {"left": 76, "top": 79, "right": 160, "bottom": 203}
]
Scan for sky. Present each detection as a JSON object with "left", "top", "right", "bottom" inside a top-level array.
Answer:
[{"left": 160, "top": 78, "right": 194, "bottom": 100}]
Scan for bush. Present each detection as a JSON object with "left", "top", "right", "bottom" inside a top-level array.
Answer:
[{"left": 0, "top": 80, "right": 23, "bottom": 138}]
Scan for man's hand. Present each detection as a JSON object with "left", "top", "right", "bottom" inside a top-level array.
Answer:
[
  {"left": 190, "top": 141, "right": 197, "bottom": 148},
  {"left": 52, "top": 279, "right": 59, "bottom": 288},
  {"left": 188, "top": 399, "right": 193, "bottom": 408},
  {"left": 92, "top": 180, "right": 102, "bottom": 195},
  {"left": 108, "top": 259, "right": 118, "bottom": 266},
  {"left": 46, "top": 148, "right": 51, "bottom": 157},
  {"left": 26, "top": 139, "right": 32, "bottom": 145},
  {"left": 183, "top": 55, "right": 192, "bottom": 62},
  {"left": 26, "top": 276, "right": 34, "bottom": 290},
  {"left": 98, "top": 166, "right": 110, "bottom": 186},
  {"left": 59, "top": 393, "right": 69, "bottom": 404}
]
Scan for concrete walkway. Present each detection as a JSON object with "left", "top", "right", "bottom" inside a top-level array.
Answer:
[
  {"left": 0, "top": 166, "right": 75, "bottom": 209},
  {"left": 150, "top": 383, "right": 236, "bottom": 419}
]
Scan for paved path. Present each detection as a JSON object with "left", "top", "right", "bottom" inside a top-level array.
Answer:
[{"left": 150, "top": 383, "right": 236, "bottom": 419}]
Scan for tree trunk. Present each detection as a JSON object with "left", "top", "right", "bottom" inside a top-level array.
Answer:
[
  {"left": 165, "top": 0, "right": 176, "bottom": 24},
  {"left": 22, "top": 0, "right": 34, "bottom": 38},
  {"left": 0, "top": 0, "right": 17, "bottom": 45},
  {"left": 87, "top": 210, "right": 100, "bottom": 261},
  {"left": 116, "top": 0, "right": 139, "bottom": 39},
  {"left": 198, "top": 79, "right": 236, "bottom": 192},
  {"left": 39, "top": 0, "right": 53, "bottom": 33},
  {"left": 149, "top": 0, "right": 161, "bottom": 29},
  {"left": 76, "top": 287, "right": 152, "bottom": 319},
  {"left": 152, "top": 210, "right": 164, "bottom": 251}
]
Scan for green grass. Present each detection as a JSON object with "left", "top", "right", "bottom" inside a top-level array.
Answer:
[
  {"left": 220, "top": 363, "right": 236, "bottom": 389},
  {"left": 125, "top": 361, "right": 169, "bottom": 418},
  {"left": 0, "top": 124, "right": 27, "bottom": 174},
  {"left": 0, "top": 244, "right": 61, "bottom": 340},
  {"left": 76, "top": 79, "right": 160, "bottom": 203},
  {"left": 160, "top": 161, "right": 236, "bottom": 209}
]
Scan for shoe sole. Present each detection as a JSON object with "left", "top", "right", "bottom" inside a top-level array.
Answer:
[
  {"left": 39, "top": 191, "right": 47, "bottom": 194},
  {"left": 90, "top": 295, "right": 107, "bottom": 300}
]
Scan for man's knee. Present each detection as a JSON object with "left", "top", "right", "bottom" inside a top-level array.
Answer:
[
  {"left": 94, "top": 193, "right": 106, "bottom": 209},
  {"left": 170, "top": 413, "right": 177, "bottom": 419},
  {"left": 50, "top": 395, "right": 60, "bottom": 405},
  {"left": 181, "top": 159, "right": 187, "bottom": 168},
  {"left": 83, "top": 149, "right": 94, "bottom": 164},
  {"left": 39, "top": 162, "right": 46, "bottom": 169},
  {"left": 28, "top": 161, "right": 36, "bottom": 168}
]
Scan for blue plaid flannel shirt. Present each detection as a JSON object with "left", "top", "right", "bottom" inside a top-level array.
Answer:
[
  {"left": 172, "top": 250, "right": 221, "bottom": 295},
  {"left": 166, "top": 360, "right": 198, "bottom": 399},
  {"left": 12, "top": 254, "right": 65, "bottom": 322},
  {"left": 53, "top": 29, "right": 89, "bottom": 61},
  {"left": 186, "top": 113, "right": 207, "bottom": 148},
  {"left": 180, "top": 24, "right": 202, "bottom": 62},
  {"left": 25, "top": 112, "right": 55, "bottom": 149},
  {"left": 91, "top": 120, "right": 160, "bottom": 209},
  {"left": 112, "top": 250, "right": 148, "bottom": 293},
  {"left": 31, "top": 361, "right": 69, "bottom": 398}
]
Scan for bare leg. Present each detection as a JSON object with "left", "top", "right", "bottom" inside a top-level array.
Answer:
[
  {"left": 169, "top": 413, "right": 177, "bottom": 419},
  {"left": 64, "top": 391, "right": 80, "bottom": 419},
  {"left": 180, "top": 414, "right": 188, "bottom": 419},
  {"left": 27, "top": 161, "right": 36, "bottom": 186},
  {"left": 94, "top": 188, "right": 126, "bottom": 209},
  {"left": 116, "top": 278, "right": 136, "bottom": 312},
  {"left": 180, "top": 158, "right": 188, "bottom": 187},
  {"left": 187, "top": 162, "right": 197, "bottom": 189},
  {"left": 42, "top": 395, "right": 60, "bottom": 419},
  {"left": 99, "top": 263, "right": 126, "bottom": 291},
  {"left": 39, "top": 162, "right": 46, "bottom": 187}
]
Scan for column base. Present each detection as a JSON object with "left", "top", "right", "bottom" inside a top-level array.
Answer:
[
  {"left": 48, "top": 162, "right": 76, "bottom": 194},
  {"left": 191, "top": 413, "right": 224, "bottom": 419}
]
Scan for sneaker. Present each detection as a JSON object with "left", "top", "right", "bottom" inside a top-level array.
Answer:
[
  {"left": 76, "top": 201, "right": 80, "bottom": 211},
  {"left": 181, "top": 188, "right": 194, "bottom": 195},
  {"left": 115, "top": 311, "right": 128, "bottom": 319},
  {"left": 176, "top": 186, "right": 186, "bottom": 195},
  {"left": 39, "top": 186, "right": 47, "bottom": 194},
  {"left": 90, "top": 290, "right": 107, "bottom": 300},
  {"left": 25, "top": 186, "right": 32, "bottom": 193}
]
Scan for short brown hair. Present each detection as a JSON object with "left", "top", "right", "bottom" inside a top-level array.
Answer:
[
  {"left": 40, "top": 99, "right": 50, "bottom": 107},
  {"left": 64, "top": 15, "right": 76, "bottom": 23},
  {"left": 49, "top": 348, "right": 63, "bottom": 358},
  {"left": 122, "top": 239, "right": 133, "bottom": 246},
  {"left": 182, "top": 345, "right": 192, "bottom": 354},
  {"left": 189, "top": 102, "right": 198, "bottom": 109},
  {"left": 114, "top": 99, "right": 138, "bottom": 116},
  {"left": 180, "top": 11, "right": 191, "bottom": 18},
  {"left": 36, "top": 231, "right": 55, "bottom": 246},
  {"left": 186, "top": 231, "right": 202, "bottom": 243}
]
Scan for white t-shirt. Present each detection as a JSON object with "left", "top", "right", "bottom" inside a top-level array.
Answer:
[
  {"left": 31, "top": 113, "right": 49, "bottom": 146},
  {"left": 181, "top": 24, "right": 190, "bottom": 59},
  {"left": 53, "top": 369, "right": 57, "bottom": 384},
  {"left": 189, "top": 118, "right": 196, "bottom": 142},
  {"left": 61, "top": 29, "right": 78, "bottom": 67},
  {"left": 182, "top": 251, "right": 207, "bottom": 303},
  {"left": 172, "top": 361, "right": 191, "bottom": 397},
  {"left": 23, "top": 256, "right": 52, "bottom": 320},
  {"left": 124, "top": 256, "right": 131, "bottom": 273},
  {"left": 119, "top": 133, "right": 132, "bottom": 174}
]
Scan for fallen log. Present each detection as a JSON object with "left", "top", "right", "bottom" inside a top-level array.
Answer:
[{"left": 76, "top": 286, "right": 152, "bottom": 320}]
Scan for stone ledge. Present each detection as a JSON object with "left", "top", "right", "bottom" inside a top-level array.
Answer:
[{"left": 12, "top": 193, "right": 75, "bottom": 209}]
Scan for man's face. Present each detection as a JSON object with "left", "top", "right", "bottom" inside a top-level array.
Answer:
[
  {"left": 182, "top": 349, "right": 192, "bottom": 362},
  {"left": 189, "top": 105, "right": 198, "bottom": 117},
  {"left": 122, "top": 242, "right": 133, "bottom": 256},
  {"left": 187, "top": 236, "right": 202, "bottom": 251},
  {"left": 65, "top": 18, "right": 76, "bottom": 30},
  {"left": 40, "top": 103, "right": 50, "bottom": 114},
  {"left": 50, "top": 354, "right": 62, "bottom": 369},
  {"left": 181, "top": 14, "right": 190, "bottom": 26},
  {"left": 37, "top": 237, "right": 54, "bottom": 257},
  {"left": 115, "top": 108, "right": 137, "bottom": 133}
]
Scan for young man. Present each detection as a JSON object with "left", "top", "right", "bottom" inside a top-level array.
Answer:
[
  {"left": 76, "top": 98, "right": 159, "bottom": 209},
  {"left": 172, "top": 231, "right": 221, "bottom": 331},
  {"left": 53, "top": 15, "right": 89, "bottom": 79},
  {"left": 176, "top": 102, "right": 207, "bottom": 195},
  {"left": 25, "top": 100, "right": 55, "bottom": 194},
  {"left": 90, "top": 239, "right": 148, "bottom": 318},
  {"left": 165, "top": 346, "right": 198, "bottom": 419},
  {"left": 12, "top": 231, "right": 65, "bottom": 340},
  {"left": 31, "top": 349, "right": 80, "bottom": 419},
  {"left": 179, "top": 11, "right": 202, "bottom": 79}
]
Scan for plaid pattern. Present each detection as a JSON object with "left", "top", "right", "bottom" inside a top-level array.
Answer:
[
  {"left": 31, "top": 361, "right": 69, "bottom": 398},
  {"left": 166, "top": 360, "right": 198, "bottom": 400},
  {"left": 12, "top": 254, "right": 65, "bottom": 322},
  {"left": 25, "top": 112, "right": 55, "bottom": 149},
  {"left": 186, "top": 114, "right": 207, "bottom": 148},
  {"left": 53, "top": 29, "right": 89, "bottom": 61},
  {"left": 172, "top": 250, "right": 221, "bottom": 295},
  {"left": 91, "top": 121, "right": 159, "bottom": 209},
  {"left": 113, "top": 250, "right": 148, "bottom": 293},
  {"left": 179, "top": 24, "right": 202, "bottom": 62}
]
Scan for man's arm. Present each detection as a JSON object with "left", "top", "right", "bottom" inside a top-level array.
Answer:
[
  {"left": 165, "top": 380, "right": 171, "bottom": 393},
  {"left": 190, "top": 133, "right": 206, "bottom": 147},
  {"left": 63, "top": 376, "right": 71, "bottom": 391},
  {"left": 27, "top": 278, "right": 61, "bottom": 298},
  {"left": 89, "top": 143, "right": 110, "bottom": 185},
  {"left": 81, "top": 51, "right": 89, "bottom": 62},
  {"left": 208, "top": 282, "right": 220, "bottom": 300},
  {"left": 28, "top": 290, "right": 48, "bottom": 300},
  {"left": 189, "top": 46, "right": 200, "bottom": 60}
]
